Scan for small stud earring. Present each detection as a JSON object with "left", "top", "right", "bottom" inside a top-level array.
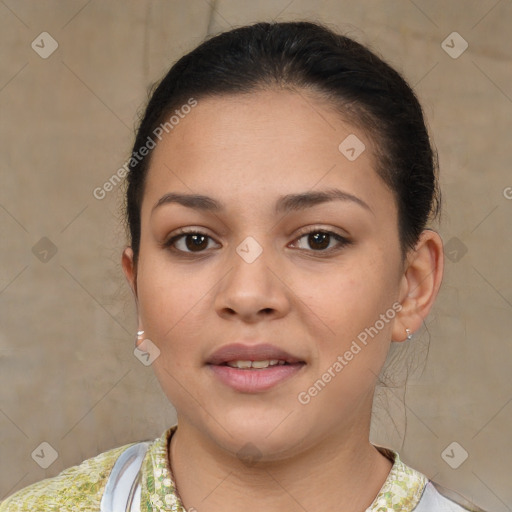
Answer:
[
  {"left": 136, "top": 330, "right": 145, "bottom": 347},
  {"left": 405, "top": 328, "right": 413, "bottom": 341}
]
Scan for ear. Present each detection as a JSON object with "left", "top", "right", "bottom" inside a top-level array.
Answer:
[
  {"left": 121, "top": 246, "right": 138, "bottom": 300},
  {"left": 392, "top": 229, "right": 444, "bottom": 342},
  {"left": 122, "top": 247, "right": 145, "bottom": 338}
]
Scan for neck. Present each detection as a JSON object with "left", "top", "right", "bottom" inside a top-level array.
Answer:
[{"left": 168, "top": 419, "right": 393, "bottom": 512}]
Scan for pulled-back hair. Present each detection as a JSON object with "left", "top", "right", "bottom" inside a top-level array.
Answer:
[{"left": 125, "top": 21, "right": 441, "bottom": 267}]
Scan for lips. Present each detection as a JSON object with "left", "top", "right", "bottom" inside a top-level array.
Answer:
[{"left": 206, "top": 343, "right": 305, "bottom": 366}]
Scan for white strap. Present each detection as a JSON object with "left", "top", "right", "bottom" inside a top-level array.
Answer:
[
  {"left": 100, "top": 441, "right": 151, "bottom": 512},
  {"left": 414, "top": 481, "right": 484, "bottom": 511}
]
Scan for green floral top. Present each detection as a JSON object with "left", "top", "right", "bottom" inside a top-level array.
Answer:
[{"left": 0, "top": 424, "right": 479, "bottom": 511}]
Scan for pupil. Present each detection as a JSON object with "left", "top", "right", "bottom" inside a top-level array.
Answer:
[
  {"left": 309, "top": 232, "right": 329, "bottom": 250},
  {"left": 186, "top": 234, "right": 208, "bottom": 251}
]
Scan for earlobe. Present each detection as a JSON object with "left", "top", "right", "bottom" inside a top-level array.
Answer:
[{"left": 392, "top": 230, "right": 444, "bottom": 342}]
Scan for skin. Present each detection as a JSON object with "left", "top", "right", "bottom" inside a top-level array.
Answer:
[{"left": 122, "top": 89, "right": 444, "bottom": 512}]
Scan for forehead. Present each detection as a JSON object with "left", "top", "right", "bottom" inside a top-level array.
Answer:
[{"left": 141, "top": 89, "right": 396, "bottom": 221}]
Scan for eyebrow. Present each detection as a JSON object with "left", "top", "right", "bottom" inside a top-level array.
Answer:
[{"left": 151, "top": 188, "right": 373, "bottom": 216}]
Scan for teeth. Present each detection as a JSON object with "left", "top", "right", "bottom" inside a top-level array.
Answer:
[{"left": 225, "top": 359, "right": 286, "bottom": 369}]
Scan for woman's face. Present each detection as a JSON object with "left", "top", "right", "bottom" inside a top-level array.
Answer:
[{"left": 124, "top": 89, "right": 408, "bottom": 459}]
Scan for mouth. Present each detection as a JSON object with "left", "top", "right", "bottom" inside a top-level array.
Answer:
[
  {"left": 206, "top": 342, "right": 305, "bottom": 367},
  {"left": 207, "top": 361, "right": 306, "bottom": 393},
  {"left": 214, "top": 359, "right": 302, "bottom": 369},
  {"left": 206, "top": 343, "right": 306, "bottom": 392}
]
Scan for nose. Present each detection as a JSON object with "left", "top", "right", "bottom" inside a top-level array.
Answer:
[{"left": 213, "top": 239, "right": 290, "bottom": 323}]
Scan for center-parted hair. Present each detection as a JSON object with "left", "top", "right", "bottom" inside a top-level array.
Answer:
[{"left": 125, "top": 21, "right": 441, "bottom": 267}]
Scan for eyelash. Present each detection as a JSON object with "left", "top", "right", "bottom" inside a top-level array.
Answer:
[{"left": 161, "top": 227, "right": 352, "bottom": 257}]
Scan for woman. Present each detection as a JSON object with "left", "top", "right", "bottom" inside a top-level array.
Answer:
[{"left": 0, "top": 20, "right": 488, "bottom": 512}]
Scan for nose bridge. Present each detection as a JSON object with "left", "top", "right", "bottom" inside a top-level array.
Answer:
[{"left": 214, "top": 234, "right": 288, "bottom": 319}]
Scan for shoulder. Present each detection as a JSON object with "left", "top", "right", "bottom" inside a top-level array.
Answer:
[
  {"left": 373, "top": 444, "right": 490, "bottom": 512},
  {"left": 414, "top": 480, "right": 490, "bottom": 512},
  {"left": 0, "top": 440, "right": 141, "bottom": 512}
]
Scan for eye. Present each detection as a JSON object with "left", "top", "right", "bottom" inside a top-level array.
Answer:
[
  {"left": 162, "top": 229, "right": 220, "bottom": 254},
  {"left": 162, "top": 227, "right": 352, "bottom": 256},
  {"left": 290, "top": 228, "right": 352, "bottom": 253}
]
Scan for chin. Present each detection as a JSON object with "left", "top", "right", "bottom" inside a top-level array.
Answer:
[{"left": 206, "top": 414, "right": 313, "bottom": 461}]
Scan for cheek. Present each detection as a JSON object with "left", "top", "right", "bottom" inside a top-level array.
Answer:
[
  {"left": 136, "top": 254, "right": 218, "bottom": 370},
  {"left": 136, "top": 256, "right": 198, "bottom": 343},
  {"left": 295, "top": 252, "right": 397, "bottom": 359},
  {"left": 309, "top": 256, "right": 391, "bottom": 317},
  {"left": 296, "top": 268, "right": 396, "bottom": 414}
]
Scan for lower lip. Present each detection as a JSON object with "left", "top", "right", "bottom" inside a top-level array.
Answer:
[{"left": 208, "top": 363, "right": 305, "bottom": 393}]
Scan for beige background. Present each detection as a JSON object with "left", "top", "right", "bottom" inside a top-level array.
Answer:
[{"left": 1, "top": 0, "right": 511, "bottom": 509}]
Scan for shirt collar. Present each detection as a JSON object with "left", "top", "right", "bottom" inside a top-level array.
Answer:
[
  {"left": 140, "top": 424, "right": 428, "bottom": 512},
  {"left": 369, "top": 444, "right": 428, "bottom": 510}
]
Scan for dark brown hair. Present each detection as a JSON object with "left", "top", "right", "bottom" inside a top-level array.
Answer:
[{"left": 125, "top": 20, "right": 441, "bottom": 267}]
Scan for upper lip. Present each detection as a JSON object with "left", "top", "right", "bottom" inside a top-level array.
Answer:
[{"left": 206, "top": 343, "right": 305, "bottom": 365}]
